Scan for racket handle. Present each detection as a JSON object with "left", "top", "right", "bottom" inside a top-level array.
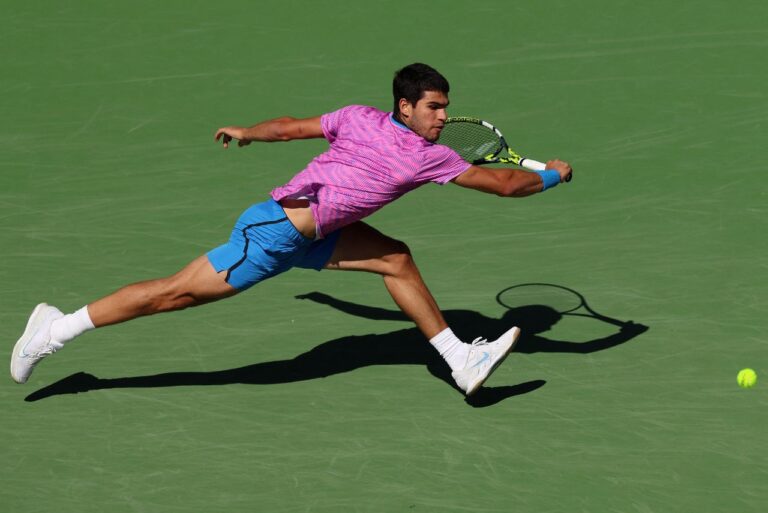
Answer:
[
  {"left": 521, "top": 158, "right": 573, "bottom": 183},
  {"left": 520, "top": 158, "right": 546, "bottom": 171}
]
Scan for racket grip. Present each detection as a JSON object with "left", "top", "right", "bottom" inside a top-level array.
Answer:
[{"left": 520, "top": 158, "right": 546, "bottom": 171}]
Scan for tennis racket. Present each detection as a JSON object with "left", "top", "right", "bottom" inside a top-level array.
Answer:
[
  {"left": 440, "top": 117, "right": 572, "bottom": 181},
  {"left": 496, "top": 283, "right": 624, "bottom": 327}
]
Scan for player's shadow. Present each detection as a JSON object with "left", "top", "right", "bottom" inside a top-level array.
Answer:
[{"left": 26, "top": 290, "right": 648, "bottom": 407}]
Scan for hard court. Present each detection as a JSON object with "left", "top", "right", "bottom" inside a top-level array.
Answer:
[{"left": 1, "top": 1, "right": 766, "bottom": 511}]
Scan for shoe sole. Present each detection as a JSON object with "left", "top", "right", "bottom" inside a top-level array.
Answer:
[
  {"left": 465, "top": 326, "right": 520, "bottom": 396},
  {"left": 10, "top": 303, "right": 51, "bottom": 384}
]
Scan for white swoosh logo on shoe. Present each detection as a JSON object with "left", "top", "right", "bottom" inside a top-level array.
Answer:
[
  {"left": 18, "top": 314, "right": 49, "bottom": 358},
  {"left": 19, "top": 336, "right": 38, "bottom": 358}
]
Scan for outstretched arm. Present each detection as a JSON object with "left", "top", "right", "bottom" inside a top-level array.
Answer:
[
  {"left": 452, "top": 160, "right": 572, "bottom": 197},
  {"left": 215, "top": 116, "right": 324, "bottom": 148}
]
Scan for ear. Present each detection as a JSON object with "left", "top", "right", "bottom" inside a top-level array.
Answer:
[{"left": 398, "top": 98, "right": 413, "bottom": 120}]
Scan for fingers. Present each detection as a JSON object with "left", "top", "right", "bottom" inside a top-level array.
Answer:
[
  {"left": 214, "top": 128, "right": 231, "bottom": 149},
  {"left": 562, "top": 162, "right": 573, "bottom": 182},
  {"left": 215, "top": 127, "right": 247, "bottom": 149},
  {"left": 546, "top": 159, "right": 573, "bottom": 182},
  {"left": 545, "top": 159, "right": 572, "bottom": 171}
]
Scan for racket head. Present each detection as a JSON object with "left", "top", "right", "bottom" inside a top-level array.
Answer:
[
  {"left": 440, "top": 117, "right": 506, "bottom": 165},
  {"left": 496, "top": 283, "right": 586, "bottom": 314}
]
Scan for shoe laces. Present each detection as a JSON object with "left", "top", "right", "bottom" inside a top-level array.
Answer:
[
  {"left": 32, "top": 341, "right": 60, "bottom": 358},
  {"left": 470, "top": 337, "right": 489, "bottom": 346}
]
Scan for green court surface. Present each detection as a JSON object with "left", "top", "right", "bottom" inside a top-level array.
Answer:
[{"left": 2, "top": 1, "right": 767, "bottom": 511}]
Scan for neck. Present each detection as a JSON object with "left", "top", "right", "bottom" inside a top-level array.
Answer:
[{"left": 391, "top": 113, "right": 410, "bottom": 130}]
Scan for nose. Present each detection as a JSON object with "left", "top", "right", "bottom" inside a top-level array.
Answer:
[{"left": 437, "top": 108, "right": 448, "bottom": 123}]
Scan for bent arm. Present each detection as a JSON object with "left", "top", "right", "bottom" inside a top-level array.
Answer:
[
  {"left": 451, "top": 160, "right": 571, "bottom": 197},
  {"left": 215, "top": 116, "right": 324, "bottom": 148}
]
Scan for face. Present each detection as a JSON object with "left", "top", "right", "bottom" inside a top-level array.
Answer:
[{"left": 399, "top": 90, "right": 449, "bottom": 142}]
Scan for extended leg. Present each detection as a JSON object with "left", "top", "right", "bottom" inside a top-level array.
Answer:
[
  {"left": 323, "top": 222, "right": 520, "bottom": 396},
  {"left": 11, "top": 255, "right": 237, "bottom": 384},
  {"left": 88, "top": 255, "right": 238, "bottom": 327},
  {"left": 324, "top": 222, "right": 447, "bottom": 339}
]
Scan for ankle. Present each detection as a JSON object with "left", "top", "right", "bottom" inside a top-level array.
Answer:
[
  {"left": 50, "top": 306, "right": 95, "bottom": 344},
  {"left": 429, "top": 327, "right": 470, "bottom": 371}
]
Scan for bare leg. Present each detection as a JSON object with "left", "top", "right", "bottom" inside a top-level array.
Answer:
[
  {"left": 88, "top": 255, "right": 238, "bottom": 327},
  {"left": 324, "top": 222, "right": 447, "bottom": 339},
  {"left": 326, "top": 227, "right": 521, "bottom": 396},
  {"left": 10, "top": 255, "right": 239, "bottom": 384}
]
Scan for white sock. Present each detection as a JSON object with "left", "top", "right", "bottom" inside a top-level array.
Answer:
[
  {"left": 50, "top": 306, "right": 95, "bottom": 344},
  {"left": 429, "top": 327, "right": 470, "bottom": 372}
]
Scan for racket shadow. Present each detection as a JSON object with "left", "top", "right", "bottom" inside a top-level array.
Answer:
[
  {"left": 289, "top": 291, "right": 648, "bottom": 355},
  {"left": 25, "top": 288, "right": 647, "bottom": 405},
  {"left": 502, "top": 305, "right": 649, "bottom": 354}
]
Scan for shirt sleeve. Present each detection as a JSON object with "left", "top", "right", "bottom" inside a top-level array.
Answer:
[
  {"left": 419, "top": 144, "right": 473, "bottom": 185},
  {"left": 320, "top": 105, "right": 362, "bottom": 143}
]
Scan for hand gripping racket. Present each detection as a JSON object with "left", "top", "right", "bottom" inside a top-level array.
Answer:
[{"left": 440, "top": 117, "right": 572, "bottom": 181}]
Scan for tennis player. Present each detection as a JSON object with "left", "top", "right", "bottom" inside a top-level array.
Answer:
[{"left": 11, "top": 63, "right": 572, "bottom": 396}]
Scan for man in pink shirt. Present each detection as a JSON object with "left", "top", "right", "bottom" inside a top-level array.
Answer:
[{"left": 12, "top": 63, "right": 572, "bottom": 396}]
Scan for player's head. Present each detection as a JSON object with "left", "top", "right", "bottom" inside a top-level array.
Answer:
[{"left": 393, "top": 63, "right": 450, "bottom": 142}]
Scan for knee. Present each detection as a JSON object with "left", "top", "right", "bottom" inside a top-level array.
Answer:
[{"left": 381, "top": 240, "right": 416, "bottom": 277}]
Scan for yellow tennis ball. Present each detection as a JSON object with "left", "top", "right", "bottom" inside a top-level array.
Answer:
[{"left": 737, "top": 368, "right": 757, "bottom": 388}]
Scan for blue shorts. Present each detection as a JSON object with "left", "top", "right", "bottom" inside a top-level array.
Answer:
[{"left": 207, "top": 199, "right": 340, "bottom": 291}]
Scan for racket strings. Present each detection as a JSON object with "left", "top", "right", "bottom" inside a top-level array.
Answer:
[
  {"left": 496, "top": 285, "right": 582, "bottom": 314},
  {"left": 439, "top": 122, "right": 503, "bottom": 162}
]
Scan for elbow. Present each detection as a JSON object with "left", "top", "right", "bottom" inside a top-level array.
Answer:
[{"left": 273, "top": 117, "right": 297, "bottom": 141}]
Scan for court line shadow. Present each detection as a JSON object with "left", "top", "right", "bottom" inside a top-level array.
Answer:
[{"left": 26, "top": 289, "right": 647, "bottom": 407}]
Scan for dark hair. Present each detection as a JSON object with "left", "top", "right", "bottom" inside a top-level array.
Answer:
[{"left": 392, "top": 63, "right": 450, "bottom": 119}]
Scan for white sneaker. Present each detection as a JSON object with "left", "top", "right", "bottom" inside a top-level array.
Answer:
[
  {"left": 452, "top": 326, "right": 520, "bottom": 396},
  {"left": 11, "top": 303, "right": 64, "bottom": 384}
]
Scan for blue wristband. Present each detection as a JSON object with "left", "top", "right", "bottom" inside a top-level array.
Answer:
[{"left": 535, "top": 170, "right": 561, "bottom": 191}]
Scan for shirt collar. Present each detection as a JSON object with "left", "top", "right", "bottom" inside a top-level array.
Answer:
[
  {"left": 390, "top": 114, "right": 409, "bottom": 131},
  {"left": 389, "top": 112, "right": 431, "bottom": 147}
]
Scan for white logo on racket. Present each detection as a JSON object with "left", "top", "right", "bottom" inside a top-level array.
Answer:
[{"left": 476, "top": 142, "right": 496, "bottom": 155}]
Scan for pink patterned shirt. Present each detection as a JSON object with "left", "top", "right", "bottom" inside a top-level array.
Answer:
[{"left": 270, "top": 105, "right": 470, "bottom": 238}]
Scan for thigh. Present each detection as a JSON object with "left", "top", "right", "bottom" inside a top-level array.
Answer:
[
  {"left": 170, "top": 255, "right": 240, "bottom": 303},
  {"left": 324, "top": 222, "right": 408, "bottom": 273}
]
